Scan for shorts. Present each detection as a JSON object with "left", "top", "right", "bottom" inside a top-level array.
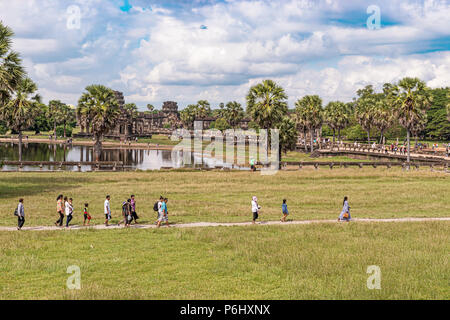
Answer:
[
  {"left": 253, "top": 212, "right": 259, "bottom": 221},
  {"left": 84, "top": 214, "right": 91, "bottom": 220},
  {"left": 158, "top": 212, "right": 168, "bottom": 222},
  {"left": 105, "top": 213, "right": 111, "bottom": 220}
]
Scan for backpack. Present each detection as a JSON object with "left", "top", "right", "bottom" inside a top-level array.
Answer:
[{"left": 153, "top": 202, "right": 159, "bottom": 212}]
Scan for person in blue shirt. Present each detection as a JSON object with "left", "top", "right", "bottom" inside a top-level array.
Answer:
[{"left": 281, "top": 199, "right": 289, "bottom": 222}]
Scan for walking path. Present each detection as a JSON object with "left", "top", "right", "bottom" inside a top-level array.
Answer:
[{"left": 1, "top": 217, "right": 449, "bottom": 232}]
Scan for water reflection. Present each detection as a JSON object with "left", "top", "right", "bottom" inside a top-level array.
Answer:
[{"left": 0, "top": 142, "right": 245, "bottom": 171}]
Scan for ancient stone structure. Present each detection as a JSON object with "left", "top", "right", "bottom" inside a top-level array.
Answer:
[{"left": 76, "top": 91, "right": 251, "bottom": 141}]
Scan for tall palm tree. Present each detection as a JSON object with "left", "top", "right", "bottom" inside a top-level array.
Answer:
[
  {"left": 373, "top": 99, "right": 394, "bottom": 144},
  {"left": 391, "top": 77, "right": 432, "bottom": 163},
  {"left": 47, "top": 100, "right": 65, "bottom": 138},
  {"left": 324, "top": 101, "right": 352, "bottom": 143},
  {"left": 60, "top": 104, "right": 75, "bottom": 138},
  {"left": 295, "top": 95, "right": 323, "bottom": 152},
  {"left": 224, "top": 101, "right": 244, "bottom": 128},
  {"left": 0, "top": 22, "right": 24, "bottom": 106},
  {"left": 354, "top": 85, "right": 378, "bottom": 144},
  {"left": 196, "top": 100, "right": 212, "bottom": 119},
  {"left": 77, "top": 85, "right": 120, "bottom": 161},
  {"left": 246, "top": 80, "right": 288, "bottom": 159},
  {"left": 180, "top": 104, "right": 198, "bottom": 129},
  {"left": 0, "top": 78, "right": 41, "bottom": 161},
  {"left": 277, "top": 116, "right": 298, "bottom": 159}
]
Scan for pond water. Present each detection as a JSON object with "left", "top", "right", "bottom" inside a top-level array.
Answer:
[{"left": 0, "top": 142, "right": 247, "bottom": 171}]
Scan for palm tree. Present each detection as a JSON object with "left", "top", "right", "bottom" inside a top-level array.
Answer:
[
  {"left": 0, "top": 78, "right": 41, "bottom": 161},
  {"left": 246, "top": 80, "right": 288, "bottom": 159},
  {"left": 373, "top": 99, "right": 394, "bottom": 144},
  {"left": 295, "top": 95, "right": 323, "bottom": 152},
  {"left": 196, "top": 100, "right": 212, "bottom": 119},
  {"left": 354, "top": 85, "right": 377, "bottom": 144},
  {"left": 324, "top": 101, "right": 352, "bottom": 143},
  {"left": 180, "top": 104, "right": 198, "bottom": 129},
  {"left": 277, "top": 116, "right": 298, "bottom": 159},
  {"left": 48, "top": 100, "right": 65, "bottom": 138},
  {"left": 60, "top": 104, "right": 75, "bottom": 138},
  {"left": 147, "top": 104, "right": 154, "bottom": 112},
  {"left": 391, "top": 77, "right": 432, "bottom": 163},
  {"left": 77, "top": 85, "right": 121, "bottom": 161},
  {"left": 0, "top": 22, "right": 24, "bottom": 106},
  {"left": 224, "top": 101, "right": 244, "bottom": 128}
]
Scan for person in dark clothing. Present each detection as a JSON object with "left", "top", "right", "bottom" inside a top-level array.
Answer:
[{"left": 17, "top": 198, "right": 25, "bottom": 230}]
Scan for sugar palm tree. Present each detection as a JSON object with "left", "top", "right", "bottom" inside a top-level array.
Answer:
[
  {"left": 0, "top": 22, "right": 24, "bottom": 106},
  {"left": 47, "top": 100, "right": 65, "bottom": 138},
  {"left": 373, "top": 99, "right": 394, "bottom": 144},
  {"left": 354, "top": 85, "right": 378, "bottom": 144},
  {"left": 224, "top": 101, "right": 244, "bottom": 128},
  {"left": 324, "top": 101, "right": 352, "bottom": 143},
  {"left": 246, "top": 80, "right": 288, "bottom": 159},
  {"left": 77, "top": 85, "right": 120, "bottom": 161},
  {"left": 60, "top": 104, "right": 75, "bottom": 138},
  {"left": 295, "top": 95, "right": 323, "bottom": 152},
  {"left": 277, "top": 116, "right": 298, "bottom": 160},
  {"left": 0, "top": 78, "right": 41, "bottom": 161},
  {"left": 391, "top": 77, "right": 432, "bottom": 163}
]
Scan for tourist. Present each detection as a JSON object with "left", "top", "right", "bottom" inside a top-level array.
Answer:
[
  {"left": 55, "top": 194, "right": 65, "bottom": 227},
  {"left": 281, "top": 199, "right": 289, "bottom": 222},
  {"left": 130, "top": 195, "right": 139, "bottom": 224},
  {"left": 83, "top": 203, "right": 91, "bottom": 226},
  {"left": 65, "top": 197, "right": 74, "bottom": 228},
  {"left": 104, "top": 195, "right": 111, "bottom": 226},
  {"left": 338, "top": 196, "right": 351, "bottom": 222},
  {"left": 17, "top": 198, "right": 25, "bottom": 230},
  {"left": 155, "top": 196, "right": 163, "bottom": 224},
  {"left": 252, "top": 196, "right": 261, "bottom": 224},
  {"left": 250, "top": 158, "right": 256, "bottom": 172},
  {"left": 157, "top": 197, "right": 169, "bottom": 228}
]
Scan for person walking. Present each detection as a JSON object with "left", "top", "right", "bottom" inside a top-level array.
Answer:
[
  {"left": 130, "top": 195, "right": 139, "bottom": 224},
  {"left": 83, "top": 203, "right": 91, "bottom": 226},
  {"left": 157, "top": 197, "right": 169, "bottom": 228},
  {"left": 55, "top": 194, "right": 65, "bottom": 227},
  {"left": 339, "top": 196, "right": 351, "bottom": 222},
  {"left": 65, "top": 197, "right": 74, "bottom": 228},
  {"left": 251, "top": 196, "right": 261, "bottom": 224},
  {"left": 17, "top": 198, "right": 25, "bottom": 230},
  {"left": 281, "top": 199, "right": 289, "bottom": 222},
  {"left": 104, "top": 195, "right": 111, "bottom": 226}
]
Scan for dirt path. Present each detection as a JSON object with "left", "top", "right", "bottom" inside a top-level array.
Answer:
[{"left": 1, "top": 217, "right": 449, "bottom": 232}]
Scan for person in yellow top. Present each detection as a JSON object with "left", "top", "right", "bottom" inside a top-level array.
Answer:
[{"left": 55, "top": 194, "right": 65, "bottom": 227}]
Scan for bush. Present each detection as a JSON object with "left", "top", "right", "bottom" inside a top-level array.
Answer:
[
  {"left": 0, "top": 123, "right": 7, "bottom": 135},
  {"left": 55, "top": 125, "right": 73, "bottom": 137}
]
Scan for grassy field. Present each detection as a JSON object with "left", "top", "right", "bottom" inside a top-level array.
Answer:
[
  {"left": 0, "top": 221, "right": 448, "bottom": 299},
  {"left": 0, "top": 169, "right": 448, "bottom": 227}
]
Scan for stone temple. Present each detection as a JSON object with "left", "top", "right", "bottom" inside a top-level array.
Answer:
[{"left": 76, "top": 91, "right": 254, "bottom": 141}]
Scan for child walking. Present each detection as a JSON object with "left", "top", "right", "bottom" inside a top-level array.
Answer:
[
  {"left": 104, "top": 195, "right": 111, "bottom": 226},
  {"left": 251, "top": 196, "right": 261, "bottom": 224},
  {"left": 83, "top": 203, "right": 91, "bottom": 226},
  {"left": 281, "top": 199, "right": 289, "bottom": 222}
]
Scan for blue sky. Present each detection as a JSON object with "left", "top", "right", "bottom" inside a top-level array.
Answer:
[{"left": 1, "top": 0, "right": 449, "bottom": 109}]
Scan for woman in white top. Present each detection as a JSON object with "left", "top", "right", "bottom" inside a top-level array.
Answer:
[
  {"left": 252, "top": 196, "right": 261, "bottom": 224},
  {"left": 65, "top": 197, "right": 74, "bottom": 228}
]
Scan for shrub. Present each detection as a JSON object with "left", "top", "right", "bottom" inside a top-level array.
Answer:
[{"left": 56, "top": 125, "right": 73, "bottom": 137}]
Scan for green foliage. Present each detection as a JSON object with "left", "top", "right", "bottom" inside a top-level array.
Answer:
[
  {"left": 424, "top": 88, "right": 450, "bottom": 140},
  {"left": 277, "top": 116, "right": 298, "bottom": 153},
  {"left": 342, "top": 124, "right": 368, "bottom": 141},
  {"left": 0, "top": 121, "right": 7, "bottom": 135},
  {"left": 246, "top": 80, "right": 288, "bottom": 129},
  {"left": 211, "top": 118, "right": 230, "bottom": 131},
  {"left": 55, "top": 125, "right": 72, "bottom": 137}
]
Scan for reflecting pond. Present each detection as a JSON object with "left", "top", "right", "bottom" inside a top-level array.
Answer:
[{"left": 0, "top": 142, "right": 247, "bottom": 171}]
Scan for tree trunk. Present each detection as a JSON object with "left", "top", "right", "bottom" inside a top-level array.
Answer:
[
  {"left": 304, "top": 128, "right": 307, "bottom": 152},
  {"left": 63, "top": 121, "right": 67, "bottom": 138},
  {"left": 54, "top": 119, "right": 57, "bottom": 139},
  {"left": 310, "top": 127, "right": 314, "bottom": 153},
  {"left": 332, "top": 129, "right": 335, "bottom": 143},
  {"left": 379, "top": 130, "right": 384, "bottom": 144},
  {"left": 338, "top": 128, "right": 341, "bottom": 141},
  {"left": 94, "top": 133, "right": 102, "bottom": 162},
  {"left": 407, "top": 129, "right": 411, "bottom": 166},
  {"left": 18, "top": 130, "right": 23, "bottom": 162},
  {"left": 367, "top": 130, "right": 370, "bottom": 144}
]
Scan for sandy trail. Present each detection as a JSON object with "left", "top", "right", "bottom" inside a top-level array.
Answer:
[{"left": 1, "top": 217, "right": 449, "bottom": 232}]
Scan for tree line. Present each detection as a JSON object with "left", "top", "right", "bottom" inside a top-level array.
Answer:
[{"left": 1, "top": 21, "right": 449, "bottom": 163}]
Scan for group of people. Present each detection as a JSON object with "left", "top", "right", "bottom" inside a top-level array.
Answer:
[
  {"left": 14, "top": 194, "right": 351, "bottom": 230},
  {"left": 250, "top": 196, "right": 351, "bottom": 225}
]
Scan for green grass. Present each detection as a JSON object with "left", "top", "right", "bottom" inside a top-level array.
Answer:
[
  {"left": 0, "top": 169, "right": 448, "bottom": 227},
  {"left": 0, "top": 221, "right": 448, "bottom": 299}
]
